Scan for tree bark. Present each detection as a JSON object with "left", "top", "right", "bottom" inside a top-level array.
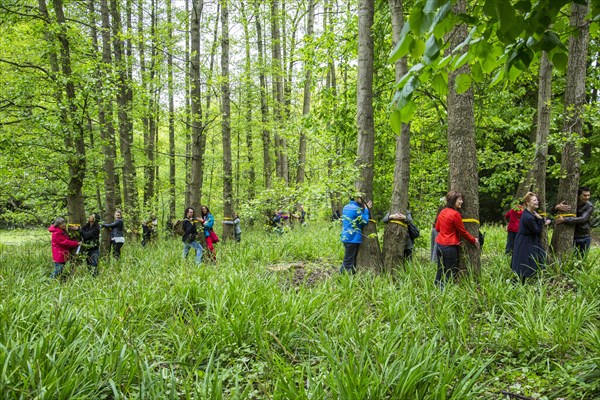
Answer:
[
  {"left": 111, "top": 0, "right": 139, "bottom": 234},
  {"left": 255, "top": 2, "right": 272, "bottom": 188},
  {"left": 221, "top": 0, "right": 234, "bottom": 240},
  {"left": 355, "top": 0, "right": 382, "bottom": 272},
  {"left": 240, "top": 1, "right": 256, "bottom": 200},
  {"left": 551, "top": 1, "right": 590, "bottom": 258},
  {"left": 167, "top": 0, "right": 176, "bottom": 222},
  {"left": 447, "top": 0, "right": 480, "bottom": 277},
  {"left": 189, "top": 0, "right": 205, "bottom": 211},
  {"left": 297, "top": 0, "right": 314, "bottom": 185},
  {"left": 383, "top": 0, "right": 411, "bottom": 272}
]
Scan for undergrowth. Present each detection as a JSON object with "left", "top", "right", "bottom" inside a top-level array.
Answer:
[{"left": 0, "top": 222, "right": 598, "bottom": 399}]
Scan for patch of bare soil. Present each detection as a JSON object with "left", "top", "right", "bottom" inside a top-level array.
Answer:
[{"left": 267, "top": 260, "right": 337, "bottom": 288}]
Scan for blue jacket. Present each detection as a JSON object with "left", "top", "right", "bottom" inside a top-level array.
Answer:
[
  {"left": 203, "top": 213, "right": 215, "bottom": 237},
  {"left": 341, "top": 200, "right": 370, "bottom": 243}
]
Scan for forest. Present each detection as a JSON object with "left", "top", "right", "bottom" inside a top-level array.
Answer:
[{"left": 0, "top": 0, "right": 599, "bottom": 398}]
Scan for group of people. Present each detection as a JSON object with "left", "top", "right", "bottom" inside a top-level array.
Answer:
[
  {"left": 48, "top": 210, "right": 123, "bottom": 279},
  {"left": 180, "top": 205, "right": 221, "bottom": 266},
  {"left": 339, "top": 186, "right": 594, "bottom": 287}
]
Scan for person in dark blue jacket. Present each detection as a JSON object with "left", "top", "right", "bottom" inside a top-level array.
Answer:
[{"left": 340, "top": 196, "right": 372, "bottom": 274}]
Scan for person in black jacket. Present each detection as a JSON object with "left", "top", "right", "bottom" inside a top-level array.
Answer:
[
  {"left": 182, "top": 207, "right": 203, "bottom": 265},
  {"left": 555, "top": 186, "right": 594, "bottom": 255},
  {"left": 79, "top": 213, "right": 100, "bottom": 276},
  {"left": 102, "top": 209, "right": 125, "bottom": 260}
]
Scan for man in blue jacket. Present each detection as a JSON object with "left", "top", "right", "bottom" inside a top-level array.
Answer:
[{"left": 340, "top": 196, "right": 372, "bottom": 274}]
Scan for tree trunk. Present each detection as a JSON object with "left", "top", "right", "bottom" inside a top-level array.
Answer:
[
  {"left": 297, "top": 0, "right": 314, "bottom": 185},
  {"left": 189, "top": 0, "right": 205, "bottom": 211},
  {"left": 167, "top": 0, "right": 176, "bottom": 222},
  {"left": 383, "top": 0, "right": 411, "bottom": 272},
  {"left": 39, "top": 0, "right": 87, "bottom": 226},
  {"left": 221, "top": 0, "right": 234, "bottom": 240},
  {"left": 240, "top": 1, "right": 256, "bottom": 199},
  {"left": 551, "top": 1, "right": 590, "bottom": 258},
  {"left": 111, "top": 0, "right": 139, "bottom": 235},
  {"left": 355, "top": 0, "right": 382, "bottom": 272},
  {"left": 184, "top": 0, "right": 192, "bottom": 208},
  {"left": 256, "top": 2, "right": 272, "bottom": 188},
  {"left": 271, "top": 0, "right": 289, "bottom": 185},
  {"left": 447, "top": 0, "right": 480, "bottom": 277},
  {"left": 519, "top": 52, "right": 553, "bottom": 250}
]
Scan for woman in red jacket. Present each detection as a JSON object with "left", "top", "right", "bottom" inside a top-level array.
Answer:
[
  {"left": 435, "top": 191, "right": 479, "bottom": 288},
  {"left": 49, "top": 217, "right": 81, "bottom": 278}
]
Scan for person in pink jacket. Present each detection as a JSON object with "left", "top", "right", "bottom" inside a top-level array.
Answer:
[{"left": 49, "top": 217, "right": 81, "bottom": 278}]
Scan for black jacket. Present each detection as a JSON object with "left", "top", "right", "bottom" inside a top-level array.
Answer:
[
  {"left": 103, "top": 218, "right": 124, "bottom": 239},
  {"left": 564, "top": 201, "right": 594, "bottom": 238},
  {"left": 80, "top": 222, "right": 100, "bottom": 250},
  {"left": 182, "top": 219, "right": 198, "bottom": 243}
]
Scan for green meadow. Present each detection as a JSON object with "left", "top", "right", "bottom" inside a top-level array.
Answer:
[{"left": 0, "top": 223, "right": 598, "bottom": 399}]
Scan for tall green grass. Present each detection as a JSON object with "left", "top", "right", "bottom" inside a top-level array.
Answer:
[{"left": 0, "top": 223, "right": 598, "bottom": 398}]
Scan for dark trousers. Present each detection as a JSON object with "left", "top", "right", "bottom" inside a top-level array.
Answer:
[
  {"left": 435, "top": 244, "right": 459, "bottom": 288},
  {"left": 110, "top": 241, "right": 123, "bottom": 260},
  {"left": 505, "top": 231, "right": 517, "bottom": 254},
  {"left": 86, "top": 248, "right": 99, "bottom": 276},
  {"left": 340, "top": 242, "right": 360, "bottom": 274},
  {"left": 574, "top": 236, "right": 591, "bottom": 256}
]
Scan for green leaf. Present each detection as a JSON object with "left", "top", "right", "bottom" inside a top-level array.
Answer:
[
  {"left": 389, "top": 23, "right": 412, "bottom": 63},
  {"left": 424, "top": 0, "right": 443, "bottom": 13},
  {"left": 411, "top": 38, "right": 426, "bottom": 58},
  {"left": 390, "top": 109, "right": 402, "bottom": 134},
  {"left": 471, "top": 62, "right": 484, "bottom": 83},
  {"left": 552, "top": 52, "right": 568, "bottom": 73},
  {"left": 436, "top": 54, "right": 453, "bottom": 68},
  {"left": 539, "top": 30, "right": 566, "bottom": 52},
  {"left": 410, "top": 7, "right": 433, "bottom": 36},
  {"left": 514, "top": 1, "right": 532, "bottom": 12},
  {"left": 423, "top": 35, "right": 441, "bottom": 64},
  {"left": 400, "top": 100, "right": 417, "bottom": 123},
  {"left": 490, "top": 68, "right": 505, "bottom": 87},
  {"left": 454, "top": 73, "right": 472, "bottom": 94},
  {"left": 451, "top": 52, "right": 471, "bottom": 70},
  {"left": 432, "top": 72, "right": 448, "bottom": 95}
]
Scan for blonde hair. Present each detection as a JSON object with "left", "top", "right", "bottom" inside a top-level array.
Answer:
[{"left": 522, "top": 192, "right": 537, "bottom": 206}]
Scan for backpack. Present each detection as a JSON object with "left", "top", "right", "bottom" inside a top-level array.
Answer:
[
  {"left": 173, "top": 220, "right": 185, "bottom": 236},
  {"left": 407, "top": 221, "right": 420, "bottom": 240}
]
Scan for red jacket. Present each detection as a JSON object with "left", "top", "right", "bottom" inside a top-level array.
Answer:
[
  {"left": 504, "top": 208, "right": 523, "bottom": 233},
  {"left": 435, "top": 207, "right": 476, "bottom": 246},
  {"left": 49, "top": 225, "right": 79, "bottom": 263}
]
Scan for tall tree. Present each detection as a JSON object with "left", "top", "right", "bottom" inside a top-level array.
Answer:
[
  {"left": 240, "top": 1, "right": 256, "bottom": 199},
  {"left": 188, "top": 0, "right": 205, "bottom": 211},
  {"left": 551, "top": 1, "right": 590, "bottom": 257},
  {"left": 383, "top": 0, "right": 411, "bottom": 271},
  {"left": 38, "top": 0, "right": 87, "bottom": 225},
  {"left": 271, "top": 0, "right": 289, "bottom": 185},
  {"left": 297, "top": 0, "right": 315, "bottom": 185},
  {"left": 447, "top": 0, "right": 480, "bottom": 276},
  {"left": 111, "top": 0, "right": 139, "bottom": 231},
  {"left": 355, "top": 0, "right": 382, "bottom": 272},
  {"left": 167, "top": 0, "right": 176, "bottom": 222},
  {"left": 256, "top": 1, "right": 272, "bottom": 189},
  {"left": 221, "top": 0, "right": 234, "bottom": 240}
]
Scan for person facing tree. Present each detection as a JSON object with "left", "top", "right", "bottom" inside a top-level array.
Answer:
[
  {"left": 182, "top": 207, "right": 203, "bottom": 265},
  {"left": 102, "top": 209, "right": 124, "bottom": 260},
  {"left": 555, "top": 186, "right": 594, "bottom": 255},
  {"left": 79, "top": 213, "right": 100, "bottom": 276},
  {"left": 504, "top": 201, "right": 524, "bottom": 255},
  {"left": 49, "top": 217, "right": 81, "bottom": 279},
  {"left": 340, "top": 196, "right": 372, "bottom": 274},
  {"left": 435, "top": 191, "right": 479, "bottom": 288},
  {"left": 201, "top": 206, "right": 217, "bottom": 262}
]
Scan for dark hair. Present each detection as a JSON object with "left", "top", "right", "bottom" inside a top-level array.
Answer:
[
  {"left": 184, "top": 207, "right": 195, "bottom": 219},
  {"left": 201, "top": 206, "right": 210, "bottom": 216},
  {"left": 445, "top": 191, "right": 463, "bottom": 208},
  {"left": 578, "top": 186, "right": 590, "bottom": 195}
]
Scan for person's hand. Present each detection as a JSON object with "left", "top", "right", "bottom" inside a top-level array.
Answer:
[
  {"left": 391, "top": 213, "right": 406, "bottom": 221},
  {"left": 555, "top": 216, "right": 564, "bottom": 225},
  {"left": 366, "top": 200, "right": 373, "bottom": 209},
  {"left": 554, "top": 201, "right": 571, "bottom": 212},
  {"left": 544, "top": 218, "right": 551, "bottom": 226},
  {"left": 78, "top": 241, "right": 82, "bottom": 246},
  {"left": 474, "top": 238, "right": 480, "bottom": 249}
]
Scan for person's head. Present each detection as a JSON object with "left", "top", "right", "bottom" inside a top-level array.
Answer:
[
  {"left": 578, "top": 186, "right": 591, "bottom": 203},
  {"left": 201, "top": 205, "right": 210, "bottom": 216},
  {"left": 523, "top": 192, "right": 539, "bottom": 209},
  {"left": 184, "top": 207, "right": 195, "bottom": 219},
  {"left": 87, "top": 214, "right": 95, "bottom": 224},
  {"left": 114, "top": 209, "right": 122, "bottom": 219},
  {"left": 53, "top": 217, "right": 67, "bottom": 228},
  {"left": 445, "top": 191, "right": 463, "bottom": 209}
]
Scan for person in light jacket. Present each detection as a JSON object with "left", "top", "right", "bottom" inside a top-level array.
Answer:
[
  {"left": 223, "top": 213, "right": 242, "bottom": 242},
  {"left": 102, "top": 209, "right": 125, "bottom": 260}
]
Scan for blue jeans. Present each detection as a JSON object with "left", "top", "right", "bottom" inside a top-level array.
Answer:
[
  {"left": 51, "top": 262, "right": 65, "bottom": 278},
  {"left": 86, "top": 248, "right": 99, "bottom": 276},
  {"left": 183, "top": 240, "right": 203, "bottom": 265},
  {"left": 574, "top": 236, "right": 591, "bottom": 256}
]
